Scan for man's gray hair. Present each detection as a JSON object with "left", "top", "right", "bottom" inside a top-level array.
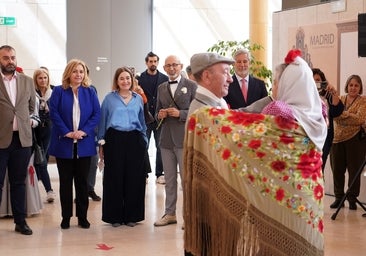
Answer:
[{"left": 233, "top": 48, "right": 251, "bottom": 60}]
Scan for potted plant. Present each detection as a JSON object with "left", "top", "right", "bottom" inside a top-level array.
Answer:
[{"left": 207, "top": 39, "right": 272, "bottom": 89}]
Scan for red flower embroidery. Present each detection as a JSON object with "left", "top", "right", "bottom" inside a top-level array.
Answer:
[
  {"left": 297, "top": 149, "right": 322, "bottom": 179},
  {"left": 237, "top": 142, "right": 243, "bottom": 148},
  {"left": 209, "top": 107, "right": 226, "bottom": 116},
  {"left": 187, "top": 117, "right": 196, "bottom": 131},
  {"left": 248, "top": 139, "right": 261, "bottom": 150},
  {"left": 270, "top": 160, "right": 287, "bottom": 172},
  {"left": 279, "top": 133, "right": 295, "bottom": 144},
  {"left": 227, "top": 111, "right": 265, "bottom": 126},
  {"left": 221, "top": 125, "right": 232, "bottom": 134},
  {"left": 222, "top": 148, "right": 231, "bottom": 160},
  {"left": 271, "top": 142, "right": 278, "bottom": 149},
  {"left": 248, "top": 174, "right": 255, "bottom": 182},
  {"left": 256, "top": 151, "right": 265, "bottom": 158},
  {"left": 274, "top": 116, "right": 298, "bottom": 130},
  {"left": 318, "top": 220, "right": 324, "bottom": 233},
  {"left": 283, "top": 175, "right": 289, "bottom": 182},
  {"left": 314, "top": 184, "right": 323, "bottom": 200},
  {"left": 275, "top": 188, "right": 285, "bottom": 201}
]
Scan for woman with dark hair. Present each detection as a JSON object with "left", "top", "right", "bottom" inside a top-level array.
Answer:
[
  {"left": 330, "top": 74, "right": 366, "bottom": 210},
  {"left": 312, "top": 68, "right": 344, "bottom": 174},
  {"left": 98, "top": 67, "right": 147, "bottom": 227}
]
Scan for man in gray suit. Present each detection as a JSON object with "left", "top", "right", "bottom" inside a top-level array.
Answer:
[
  {"left": 0, "top": 45, "right": 36, "bottom": 235},
  {"left": 154, "top": 55, "right": 197, "bottom": 227}
]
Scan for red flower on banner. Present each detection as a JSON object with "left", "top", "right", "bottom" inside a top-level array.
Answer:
[
  {"left": 284, "top": 49, "right": 302, "bottom": 64},
  {"left": 275, "top": 188, "right": 285, "bottom": 201},
  {"left": 208, "top": 107, "right": 226, "bottom": 116},
  {"left": 222, "top": 148, "right": 231, "bottom": 160},
  {"left": 187, "top": 117, "right": 196, "bottom": 131},
  {"left": 221, "top": 125, "right": 232, "bottom": 134},
  {"left": 270, "top": 160, "right": 287, "bottom": 172},
  {"left": 227, "top": 111, "right": 265, "bottom": 126}
]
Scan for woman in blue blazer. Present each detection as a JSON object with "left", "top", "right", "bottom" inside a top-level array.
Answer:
[{"left": 49, "top": 59, "right": 101, "bottom": 230}]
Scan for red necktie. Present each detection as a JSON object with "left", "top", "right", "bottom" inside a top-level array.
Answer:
[{"left": 241, "top": 78, "right": 247, "bottom": 101}]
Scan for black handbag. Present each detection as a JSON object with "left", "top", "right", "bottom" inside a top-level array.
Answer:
[{"left": 33, "top": 132, "right": 46, "bottom": 165}]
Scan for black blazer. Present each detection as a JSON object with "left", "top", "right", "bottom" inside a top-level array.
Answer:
[{"left": 224, "top": 75, "right": 268, "bottom": 109}]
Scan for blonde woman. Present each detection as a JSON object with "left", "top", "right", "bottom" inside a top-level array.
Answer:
[
  {"left": 33, "top": 68, "right": 55, "bottom": 203},
  {"left": 49, "top": 59, "right": 101, "bottom": 229}
]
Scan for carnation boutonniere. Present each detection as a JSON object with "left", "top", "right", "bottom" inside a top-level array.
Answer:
[{"left": 181, "top": 87, "right": 187, "bottom": 94}]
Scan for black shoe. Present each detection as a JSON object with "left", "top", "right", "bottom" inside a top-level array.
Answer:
[
  {"left": 349, "top": 201, "right": 357, "bottom": 210},
  {"left": 78, "top": 218, "right": 90, "bottom": 229},
  {"left": 15, "top": 222, "right": 33, "bottom": 235},
  {"left": 88, "top": 191, "right": 101, "bottom": 201},
  {"left": 61, "top": 218, "right": 70, "bottom": 229},
  {"left": 330, "top": 199, "right": 344, "bottom": 209}
]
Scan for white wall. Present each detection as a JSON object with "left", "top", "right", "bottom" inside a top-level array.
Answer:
[
  {"left": 273, "top": 0, "right": 366, "bottom": 202},
  {"left": 0, "top": 0, "right": 66, "bottom": 85},
  {"left": 152, "top": 0, "right": 281, "bottom": 74},
  {"left": 0, "top": 0, "right": 281, "bottom": 85}
]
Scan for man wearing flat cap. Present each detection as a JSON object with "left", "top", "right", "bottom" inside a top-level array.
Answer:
[
  {"left": 184, "top": 52, "right": 234, "bottom": 256},
  {"left": 187, "top": 52, "right": 234, "bottom": 116}
]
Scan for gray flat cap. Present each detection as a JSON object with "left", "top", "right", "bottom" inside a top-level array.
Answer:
[{"left": 190, "top": 52, "right": 234, "bottom": 75}]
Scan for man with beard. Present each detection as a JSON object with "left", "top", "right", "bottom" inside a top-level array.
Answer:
[
  {"left": 224, "top": 48, "right": 268, "bottom": 109},
  {"left": 137, "top": 52, "right": 168, "bottom": 184},
  {"left": 0, "top": 45, "right": 36, "bottom": 235}
]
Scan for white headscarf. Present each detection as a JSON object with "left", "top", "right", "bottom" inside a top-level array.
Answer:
[{"left": 277, "top": 53, "right": 327, "bottom": 150}]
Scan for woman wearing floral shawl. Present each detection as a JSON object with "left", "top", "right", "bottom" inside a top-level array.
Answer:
[{"left": 183, "top": 49, "right": 327, "bottom": 256}]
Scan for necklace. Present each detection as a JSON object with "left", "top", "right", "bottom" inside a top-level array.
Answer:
[
  {"left": 345, "top": 95, "right": 359, "bottom": 110},
  {"left": 119, "top": 91, "right": 131, "bottom": 99}
]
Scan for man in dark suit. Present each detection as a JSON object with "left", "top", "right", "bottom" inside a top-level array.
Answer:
[
  {"left": 137, "top": 52, "right": 168, "bottom": 184},
  {"left": 154, "top": 55, "right": 197, "bottom": 227},
  {"left": 224, "top": 48, "right": 268, "bottom": 109},
  {"left": 0, "top": 45, "right": 36, "bottom": 235}
]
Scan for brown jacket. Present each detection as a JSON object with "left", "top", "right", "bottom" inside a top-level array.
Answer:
[{"left": 0, "top": 73, "right": 36, "bottom": 148}]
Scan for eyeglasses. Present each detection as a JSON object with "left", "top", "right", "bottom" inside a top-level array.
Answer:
[{"left": 165, "top": 63, "right": 181, "bottom": 68}]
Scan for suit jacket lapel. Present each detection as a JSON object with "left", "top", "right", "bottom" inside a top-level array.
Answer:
[{"left": 0, "top": 75, "right": 13, "bottom": 104}]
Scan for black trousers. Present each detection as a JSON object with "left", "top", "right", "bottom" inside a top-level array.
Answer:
[
  {"left": 330, "top": 133, "right": 366, "bottom": 201},
  {"left": 56, "top": 144, "right": 91, "bottom": 219},
  {"left": 0, "top": 132, "right": 32, "bottom": 224}
]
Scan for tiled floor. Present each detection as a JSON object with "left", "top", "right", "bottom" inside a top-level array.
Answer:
[{"left": 1, "top": 152, "right": 366, "bottom": 255}]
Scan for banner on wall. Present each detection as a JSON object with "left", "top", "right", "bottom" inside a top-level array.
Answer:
[{"left": 288, "top": 24, "right": 338, "bottom": 87}]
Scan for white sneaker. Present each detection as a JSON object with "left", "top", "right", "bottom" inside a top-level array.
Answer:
[
  {"left": 156, "top": 175, "right": 166, "bottom": 184},
  {"left": 154, "top": 214, "right": 177, "bottom": 226},
  {"left": 46, "top": 190, "right": 56, "bottom": 203}
]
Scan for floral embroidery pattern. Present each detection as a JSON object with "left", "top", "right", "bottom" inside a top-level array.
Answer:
[{"left": 187, "top": 107, "right": 324, "bottom": 234}]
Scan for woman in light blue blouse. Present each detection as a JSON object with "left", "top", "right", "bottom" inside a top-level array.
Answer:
[{"left": 98, "top": 67, "right": 147, "bottom": 227}]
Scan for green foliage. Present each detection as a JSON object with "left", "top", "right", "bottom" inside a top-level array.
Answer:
[{"left": 207, "top": 40, "right": 272, "bottom": 86}]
